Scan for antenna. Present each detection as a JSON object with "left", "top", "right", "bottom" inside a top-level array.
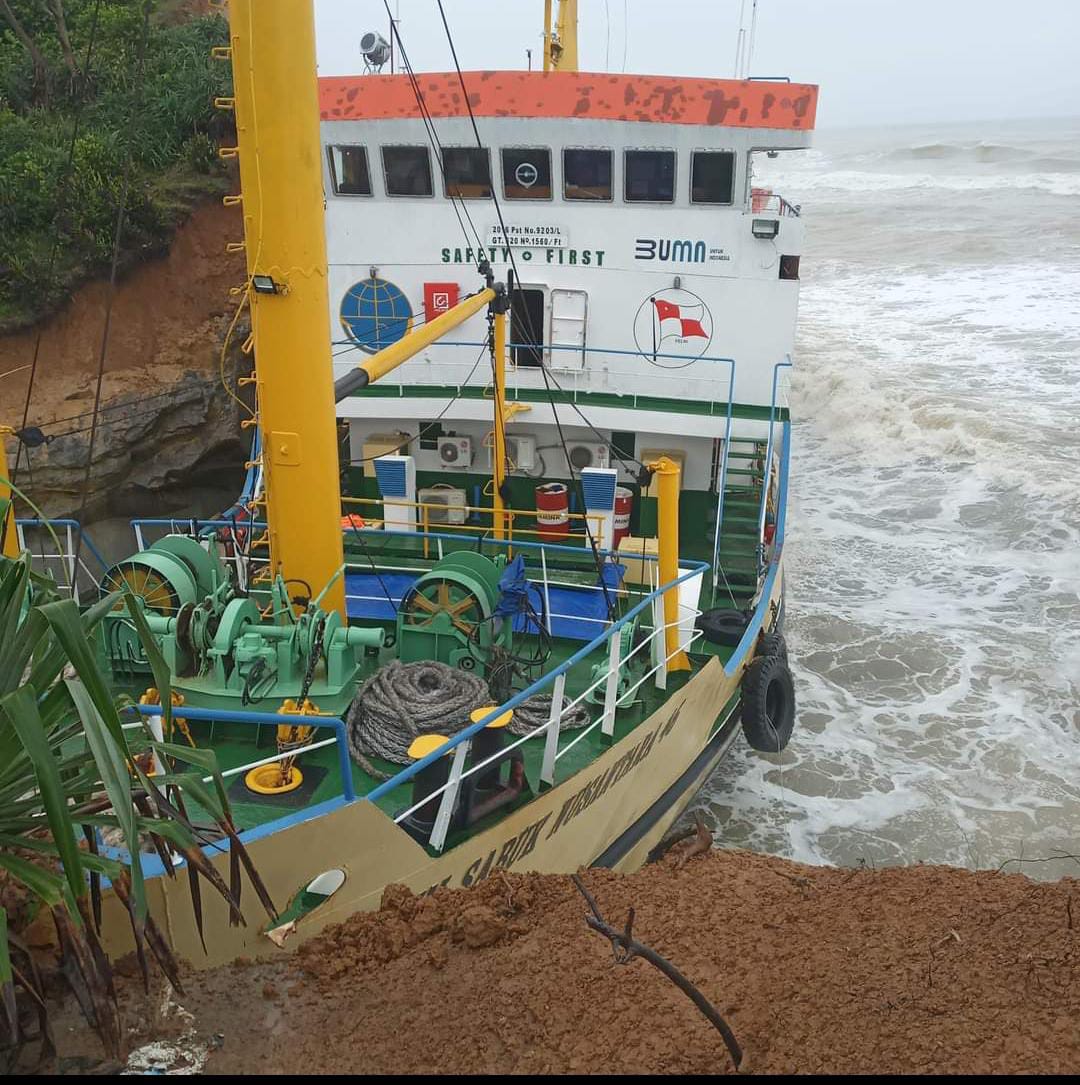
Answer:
[
  {"left": 360, "top": 30, "right": 391, "bottom": 74},
  {"left": 733, "top": 0, "right": 760, "bottom": 79}
]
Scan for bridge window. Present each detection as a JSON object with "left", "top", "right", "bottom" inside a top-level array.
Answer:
[
  {"left": 328, "top": 145, "right": 372, "bottom": 196},
  {"left": 691, "top": 151, "right": 735, "bottom": 204},
  {"left": 383, "top": 146, "right": 433, "bottom": 197},
  {"left": 502, "top": 148, "right": 552, "bottom": 200},
  {"left": 625, "top": 150, "right": 675, "bottom": 203},
  {"left": 443, "top": 147, "right": 493, "bottom": 199},
  {"left": 564, "top": 148, "right": 612, "bottom": 201}
]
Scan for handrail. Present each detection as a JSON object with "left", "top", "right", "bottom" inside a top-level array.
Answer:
[
  {"left": 130, "top": 704, "right": 356, "bottom": 802},
  {"left": 756, "top": 357, "right": 793, "bottom": 563},
  {"left": 15, "top": 517, "right": 109, "bottom": 571},
  {"left": 724, "top": 418, "right": 790, "bottom": 676}
]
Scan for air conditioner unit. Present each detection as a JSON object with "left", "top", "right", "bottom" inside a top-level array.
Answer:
[
  {"left": 362, "top": 432, "right": 408, "bottom": 461},
  {"left": 418, "top": 486, "right": 468, "bottom": 525},
  {"left": 436, "top": 435, "right": 472, "bottom": 468},
  {"left": 565, "top": 441, "right": 609, "bottom": 472},
  {"left": 488, "top": 434, "right": 537, "bottom": 472}
]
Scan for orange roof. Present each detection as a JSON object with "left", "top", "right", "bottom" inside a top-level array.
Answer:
[{"left": 319, "top": 71, "right": 817, "bottom": 131}]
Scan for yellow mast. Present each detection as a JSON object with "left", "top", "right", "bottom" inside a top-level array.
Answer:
[
  {"left": 544, "top": 0, "right": 579, "bottom": 72},
  {"left": 0, "top": 426, "right": 18, "bottom": 559},
  {"left": 225, "top": 0, "right": 345, "bottom": 616}
]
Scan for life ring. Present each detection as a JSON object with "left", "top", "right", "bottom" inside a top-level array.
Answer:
[
  {"left": 341, "top": 513, "right": 367, "bottom": 531},
  {"left": 740, "top": 650, "right": 796, "bottom": 752}
]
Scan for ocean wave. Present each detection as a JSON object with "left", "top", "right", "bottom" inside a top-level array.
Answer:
[
  {"left": 886, "top": 141, "right": 1031, "bottom": 164},
  {"left": 768, "top": 168, "right": 1080, "bottom": 198}
]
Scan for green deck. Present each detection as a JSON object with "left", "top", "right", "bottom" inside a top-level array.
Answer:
[{"left": 119, "top": 436, "right": 768, "bottom": 855}]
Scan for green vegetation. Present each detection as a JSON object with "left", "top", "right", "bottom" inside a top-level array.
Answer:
[
  {"left": 0, "top": 1, "right": 231, "bottom": 331},
  {"left": 0, "top": 549, "right": 273, "bottom": 1070}
]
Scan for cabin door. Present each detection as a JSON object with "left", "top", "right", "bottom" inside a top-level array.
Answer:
[{"left": 549, "top": 288, "right": 587, "bottom": 372}]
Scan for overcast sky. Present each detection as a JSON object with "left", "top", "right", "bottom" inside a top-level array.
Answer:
[{"left": 312, "top": 0, "right": 1078, "bottom": 129}]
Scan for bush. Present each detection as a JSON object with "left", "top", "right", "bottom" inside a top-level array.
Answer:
[{"left": 0, "top": 1, "right": 232, "bottom": 330}]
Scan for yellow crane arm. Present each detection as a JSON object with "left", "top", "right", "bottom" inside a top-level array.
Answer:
[{"left": 334, "top": 287, "right": 496, "bottom": 400}]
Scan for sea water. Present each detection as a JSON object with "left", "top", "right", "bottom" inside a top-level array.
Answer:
[{"left": 702, "top": 117, "right": 1080, "bottom": 878}]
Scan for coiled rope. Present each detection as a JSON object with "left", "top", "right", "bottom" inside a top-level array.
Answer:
[{"left": 347, "top": 660, "right": 594, "bottom": 780}]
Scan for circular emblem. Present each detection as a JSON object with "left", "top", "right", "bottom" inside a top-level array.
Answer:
[
  {"left": 632, "top": 288, "right": 714, "bottom": 368},
  {"left": 340, "top": 276, "right": 413, "bottom": 354},
  {"left": 514, "top": 161, "right": 539, "bottom": 189}
]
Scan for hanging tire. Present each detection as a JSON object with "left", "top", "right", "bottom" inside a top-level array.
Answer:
[
  {"left": 761, "top": 631, "right": 788, "bottom": 664},
  {"left": 696, "top": 608, "right": 751, "bottom": 647},
  {"left": 740, "top": 652, "right": 796, "bottom": 752}
]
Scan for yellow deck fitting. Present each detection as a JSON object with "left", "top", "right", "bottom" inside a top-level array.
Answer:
[
  {"left": 470, "top": 705, "right": 514, "bottom": 729},
  {"left": 245, "top": 763, "right": 303, "bottom": 795},
  {"left": 409, "top": 734, "right": 452, "bottom": 760}
]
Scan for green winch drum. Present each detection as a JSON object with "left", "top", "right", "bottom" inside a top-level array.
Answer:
[{"left": 396, "top": 550, "right": 506, "bottom": 669}]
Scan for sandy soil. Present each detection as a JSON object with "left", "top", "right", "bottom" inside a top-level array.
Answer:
[
  {"left": 40, "top": 847, "right": 1080, "bottom": 1075},
  {"left": 0, "top": 201, "right": 244, "bottom": 427}
]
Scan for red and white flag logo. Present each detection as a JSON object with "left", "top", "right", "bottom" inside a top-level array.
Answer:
[{"left": 652, "top": 297, "right": 708, "bottom": 340}]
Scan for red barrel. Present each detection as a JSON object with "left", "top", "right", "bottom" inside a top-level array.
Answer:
[
  {"left": 613, "top": 486, "right": 634, "bottom": 548},
  {"left": 535, "top": 483, "right": 569, "bottom": 540}
]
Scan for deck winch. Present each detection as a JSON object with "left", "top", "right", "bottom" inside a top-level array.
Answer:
[
  {"left": 100, "top": 534, "right": 383, "bottom": 715},
  {"left": 396, "top": 551, "right": 512, "bottom": 670}
]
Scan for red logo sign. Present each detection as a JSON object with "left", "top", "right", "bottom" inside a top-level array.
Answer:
[{"left": 424, "top": 282, "right": 459, "bottom": 318}]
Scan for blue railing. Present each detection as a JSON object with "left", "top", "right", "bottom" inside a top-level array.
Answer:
[
  {"left": 755, "top": 357, "right": 793, "bottom": 566},
  {"left": 15, "top": 517, "right": 109, "bottom": 571},
  {"left": 130, "top": 704, "right": 356, "bottom": 802},
  {"left": 724, "top": 418, "right": 790, "bottom": 677}
]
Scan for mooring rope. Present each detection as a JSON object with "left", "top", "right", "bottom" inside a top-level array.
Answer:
[
  {"left": 347, "top": 660, "right": 491, "bottom": 773},
  {"left": 346, "top": 660, "right": 594, "bottom": 780}
]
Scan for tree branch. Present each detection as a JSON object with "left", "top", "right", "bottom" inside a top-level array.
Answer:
[
  {"left": 1, "top": 0, "right": 51, "bottom": 105},
  {"left": 570, "top": 873, "right": 742, "bottom": 1070}
]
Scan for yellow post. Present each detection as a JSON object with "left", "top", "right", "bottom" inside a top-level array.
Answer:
[
  {"left": 228, "top": 1, "right": 345, "bottom": 616},
  {"left": 649, "top": 456, "right": 690, "bottom": 673},
  {"left": 0, "top": 426, "right": 18, "bottom": 559},
  {"left": 492, "top": 308, "right": 508, "bottom": 541},
  {"left": 542, "top": 0, "right": 553, "bottom": 71},
  {"left": 555, "top": 0, "right": 581, "bottom": 71}
]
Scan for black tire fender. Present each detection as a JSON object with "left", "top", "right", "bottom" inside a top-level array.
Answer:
[
  {"left": 740, "top": 652, "right": 796, "bottom": 752},
  {"left": 696, "top": 608, "right": 752, "bottom": 648}
]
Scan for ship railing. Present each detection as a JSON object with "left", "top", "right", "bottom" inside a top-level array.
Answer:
[
  {"left": 364, "top": 552, "right": 708, "bottom": 853},
  {"left": 340, "top": 495, "right": 606, "bottom": 558},
  {"left": 128, "top": 704, "right": 357, "bottom": 803},
  {"left": 708, "top": 355, "right": 791, "bottom": 596},
  {"left": 749, "top": 192, "right": 801, "bottom": 217},
  {"left": 334, "top": 339, "right": 739, "bottom": 416},
  {"left": 13, "top": 518, "right": 109, "bottom": 602},
  {"left": 755, "top": 357, "right": 792, "bottom": 572}
]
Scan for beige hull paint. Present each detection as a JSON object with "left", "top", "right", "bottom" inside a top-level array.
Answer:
[{"left": 99, "top": 567, "right": 785, "bottom": 969}]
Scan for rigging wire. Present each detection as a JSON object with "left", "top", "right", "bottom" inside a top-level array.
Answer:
[
  {"left": 433, "top": 0, "right": 619, "bottom": 620},
  {"left": 12, "top": 0, "right": 105, "bottom": 485},
  {"left": 71, "top": 0, "right": 154, "bottom": 581}
]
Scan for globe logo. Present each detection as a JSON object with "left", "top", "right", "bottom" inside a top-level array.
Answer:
[{"left": 340, "top": 276, "right": 413, "bottom": 354}]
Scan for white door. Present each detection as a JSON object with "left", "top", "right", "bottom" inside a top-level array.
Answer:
[{"left": 548, "top": 289, "right": 587, "bottom": 371}]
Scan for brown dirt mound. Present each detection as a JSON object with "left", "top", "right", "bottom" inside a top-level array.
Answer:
[{"left": 80, "top": 848, "right": 1077, "bottom": 1075}]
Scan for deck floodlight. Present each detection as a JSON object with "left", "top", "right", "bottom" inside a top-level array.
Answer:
[
  {"left": 360, "top": 31, "right": 391, "bottom": 73},
  {"left": 751, "top": 218, "right": 780, "bottom": 240},
  {"left": 251, "top": 274, "right": 280, "bottom": 295}
]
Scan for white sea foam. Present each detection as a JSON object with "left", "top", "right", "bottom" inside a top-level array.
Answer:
[{"left": 702, "top": 119, "right": 1080, "bottom": 878}]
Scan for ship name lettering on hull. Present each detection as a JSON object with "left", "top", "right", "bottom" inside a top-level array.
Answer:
[{"left": 419, "top": 701, "right": 685, "bottom": 897}]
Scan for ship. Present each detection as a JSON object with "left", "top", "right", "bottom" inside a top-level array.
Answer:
[{"left": 0, "top": 0, "right": 816, "bottom": 967}]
